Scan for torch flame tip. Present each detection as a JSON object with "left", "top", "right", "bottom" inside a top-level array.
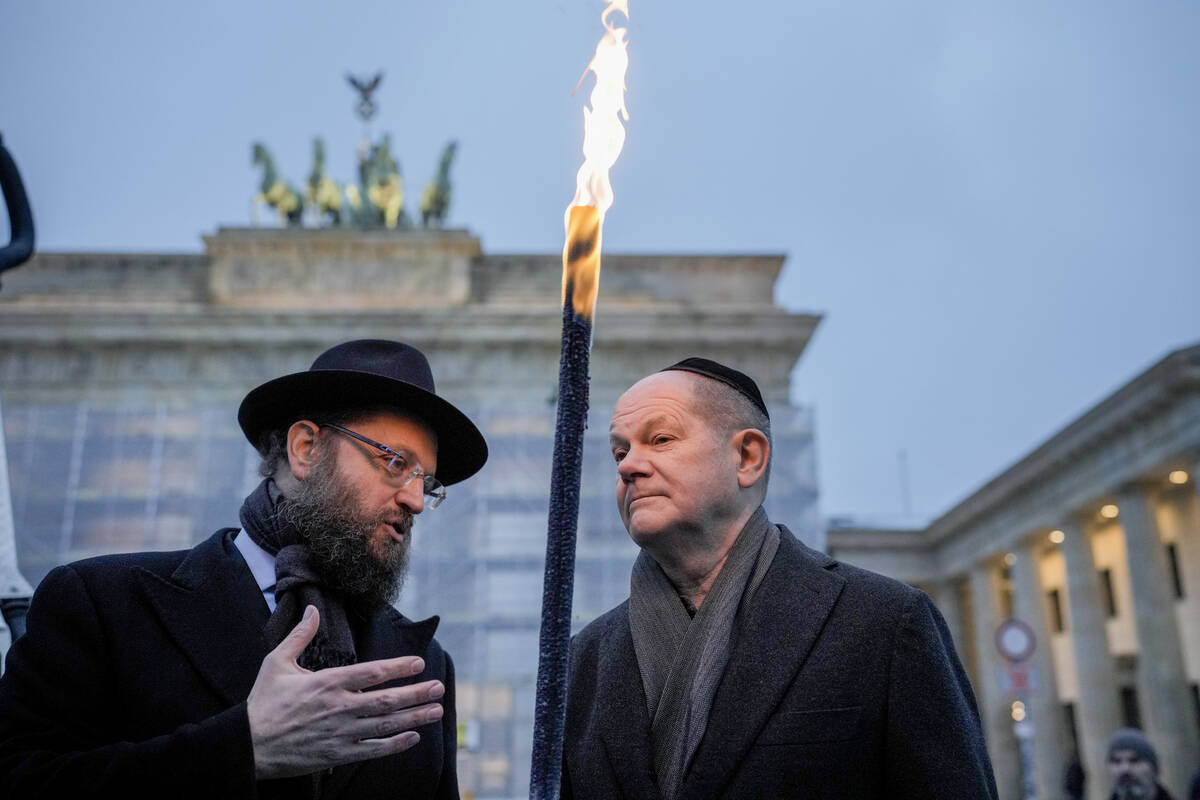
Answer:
[
  {"left": 602, "top": 0, "right": 629, "bottom": 28},
  {"left": 567, "top": 0, "right": 630, "bottom": 215},
  {"left": 561, "top": 0, "right": 628, "bottom": 319}
]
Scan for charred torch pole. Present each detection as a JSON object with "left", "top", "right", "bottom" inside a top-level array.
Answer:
[
  {"left": 530, "top": 5, "right": 628, "bottom": 799},
  {"left": 529, "top": 207, "right": 600, "bottom": 798}
]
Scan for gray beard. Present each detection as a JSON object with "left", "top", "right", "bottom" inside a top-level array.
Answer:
[
  {"left": 278, "top": 454, "right": 412, "bottom": 611},
  {"left": 1114, "top": 778, "right": 1155, "bottom": 800}
]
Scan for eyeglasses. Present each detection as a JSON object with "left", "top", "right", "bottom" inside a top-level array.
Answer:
[{"left": 321, "top": 424, "right": 447, "bottom": 509}]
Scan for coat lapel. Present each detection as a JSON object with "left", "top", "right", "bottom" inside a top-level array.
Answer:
[
  {"left": 595, "top": 612, "right": 659, "bottom": 799},
  {"left": 133, "top": 529, "right": 271, "bottom": 707},
  {"left": 320, "top": 608, "right": 441, "bottom": 798},
  {"left": 679, "top": 526, "right": 846, "bottom": 800},
  {"left": 353, "top": 608, "right": 439, "bottom": 665}
]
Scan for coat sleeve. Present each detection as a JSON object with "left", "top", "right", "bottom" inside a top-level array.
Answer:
[
  {"left": 0, "top": 565, "right": 258, "bottom": 798},
  {"left": 884, "top": 588, "right": 999, "bottom": 799}
]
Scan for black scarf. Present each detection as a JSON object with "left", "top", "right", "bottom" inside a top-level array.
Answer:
[{"left": 239, "top": 478, "right": 357, "bottom": 670}]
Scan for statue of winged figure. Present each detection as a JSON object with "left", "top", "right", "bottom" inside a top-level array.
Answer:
[
  {"left": 364, "top": 135, "right": 406, "bottom": 229},
  {"left": 345, "top": 135, "right": 407, "bottom": 229}
]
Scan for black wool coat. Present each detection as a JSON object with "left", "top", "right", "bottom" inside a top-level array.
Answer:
[
  {"left": 562, "top": 526, "right": 999, "bottom": 800},
  {"left": 0, "top": 529, "right": 458, "bottom": 799}
]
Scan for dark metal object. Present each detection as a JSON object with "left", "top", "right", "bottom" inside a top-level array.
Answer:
[
  {"left": 529, "top": 293, "right": 591, "bottom": 800},
  {"left": 0, "top": 133, "right": 36, "bottom": 656},
  {"left": 1, "top": 597, "right": 29, "bottom": 642},
  {"left": 0, "top": 133, "right": 36, "bottom": 279},
  {"left": 346, "top": 72, "right": 384, "bottom": 123}
]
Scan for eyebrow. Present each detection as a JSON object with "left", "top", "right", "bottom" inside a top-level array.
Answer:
[
  {"left": 640, "top": 414, "right": 676, "bottom": 431},
  {"left": 610, "top": 414, "right": 680, "bottom": 442}
]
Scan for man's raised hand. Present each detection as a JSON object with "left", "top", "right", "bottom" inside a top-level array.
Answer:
[{"left": 246, "top": 605, "right": 445, "bottom": 779}]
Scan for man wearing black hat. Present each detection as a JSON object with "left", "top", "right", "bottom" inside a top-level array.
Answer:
[
  {"left": 1108, "top": 729, "right": 1176, "bottom": 800},
  {"left": 561, "top": 359, "right": 997, "bottom": 799},
  {"left": 0, "top": 340, "right": 487, "bottom": 799}
]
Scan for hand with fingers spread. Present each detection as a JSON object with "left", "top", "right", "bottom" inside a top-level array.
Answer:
[{"left": 247, "top": 605, "right": 446, "bottom": 779}]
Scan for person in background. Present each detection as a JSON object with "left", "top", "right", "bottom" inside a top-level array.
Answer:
[{"left": 1107, "top": 729, "right": 1177, "bottom": 800}]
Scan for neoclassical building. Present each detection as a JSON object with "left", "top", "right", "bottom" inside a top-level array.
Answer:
[
  {"left": 0, "top": 227, "right": 821, "bottom": 797},
  {"left": 829, "top": 343, "right": 1200, "bottom": 800}
]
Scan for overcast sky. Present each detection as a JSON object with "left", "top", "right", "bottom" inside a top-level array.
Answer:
[{"left": 3, "top": 0, "right": 1198, "bottom": 522}]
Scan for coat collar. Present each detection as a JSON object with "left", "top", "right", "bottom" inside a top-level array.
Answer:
[{"left": 678, "top": 525, "right": 844, "bottom": 800}]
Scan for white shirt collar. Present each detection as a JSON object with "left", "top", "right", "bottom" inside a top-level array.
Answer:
[{"left": 233, "top": 529, "right": 278, "bottom": 612}]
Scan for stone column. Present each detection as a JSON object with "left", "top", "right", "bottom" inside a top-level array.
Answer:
[
  {"left": 969, "top": 559, "right": 1020, "bottom": 800},
  {"left": 1009, "top": 538, "right": 1067, "bottom": 800},
  {"left": 1059, "top": 513, "right": 1122, "bottom": 800},
  {"left": 1116, "top": 484, "right": 1200, "bottom": 795}
]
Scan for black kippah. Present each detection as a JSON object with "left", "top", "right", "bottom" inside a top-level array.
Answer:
[{"left": 660, "top": 357, "right": 770, "bottom": 419}]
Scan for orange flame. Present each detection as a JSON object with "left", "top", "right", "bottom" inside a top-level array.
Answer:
[{"left": 563, "top": 0, "right": 629, "bottom": 320}]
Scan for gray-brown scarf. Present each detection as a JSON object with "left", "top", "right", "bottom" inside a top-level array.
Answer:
[
  {"left": 239, "top": 477, "right": 357, "bottom": 670},
  {"left": 628, "top": 506, "right": 780, "bottom": 800}
]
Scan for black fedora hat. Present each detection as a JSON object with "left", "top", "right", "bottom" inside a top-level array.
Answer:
[{"left": 238, "top": 340, "right": 487, "bottom": 485}]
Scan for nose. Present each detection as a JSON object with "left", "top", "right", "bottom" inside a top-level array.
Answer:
[
  {"left": 616, "top": 444, "right": 650, "bottom": 482},
  {"left": 394, "top": 478, "right": 425, "bottom": 514}
]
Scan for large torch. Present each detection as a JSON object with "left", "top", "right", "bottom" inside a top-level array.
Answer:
[{"left": 530, "top": 4, "right": 629, "bottom": 799}]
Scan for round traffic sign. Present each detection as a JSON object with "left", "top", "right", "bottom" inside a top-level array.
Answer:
[{"left": 995, "top": 618, "right": 1036, "bottom": 662}]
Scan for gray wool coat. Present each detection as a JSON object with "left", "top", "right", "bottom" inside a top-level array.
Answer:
[{"left": 562, "top": 526, "right": 999, "bottom": 799}]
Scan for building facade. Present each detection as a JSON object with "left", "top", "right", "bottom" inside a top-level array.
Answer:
[
  {"left": 829, "top": 344, "right": 1200, "bottom": 800},
  {"left": 0, "top": 227, "right": 821, "bottom": 798}
]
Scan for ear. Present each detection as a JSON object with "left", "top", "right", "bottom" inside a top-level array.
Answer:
[
  {"left": 286, "top": 420, "right": 324, "bottom": 481},
  {"left": 732, "top": 428, "right": 770, "bottom": 489}
]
